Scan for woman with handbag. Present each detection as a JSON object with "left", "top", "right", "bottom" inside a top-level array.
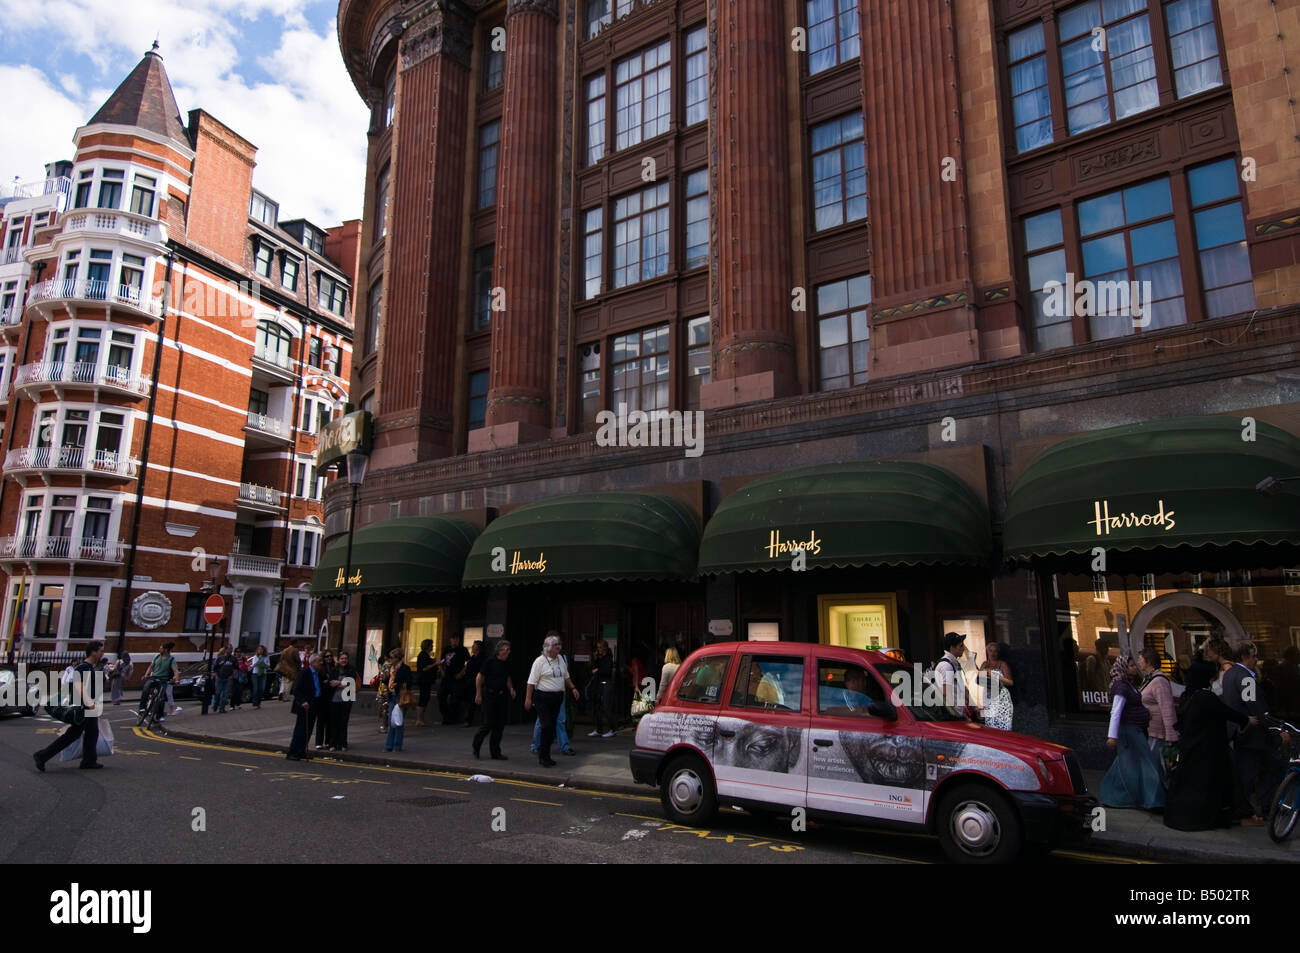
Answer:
[
  {"left": 385, "top": 649, "right": 413, "bottom": 752},
  {"left": 1139, "top": 648, "right": 1179, "bottom": 782}
]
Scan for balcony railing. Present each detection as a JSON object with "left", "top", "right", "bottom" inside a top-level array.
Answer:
[
  {"left": 0, "top": 306, "right": 21, "bottom": 328},
  {"left": 2, "top": 248, "right": 23, "bottom": 266},
  {"left": 0, "top": 535, "right": 126, "bottom": 563},
  {"left": 60, "top": 210, "right": 163, "bottom": 245},
  {"left": 10, "top": 177, "right": 71, "bottom": 200},
  {"left": 226, "top": 552, "right": 284, "bottom": 579},
  {"left": 237, "top": 482, "right": 283, "bottom": 506},
  {"left": 14, "top": 361, "right": 151, "bottom": 397},
  {"left": 245, "top": 412, "right": 288, "bottom": 438},
  {"left": 26, "top": 277, "right": 162, "bottom": 317},
  {"left": 4, "top": 445, "right": 140, "bottom": 479},
  {"left": 252, "top": 344, "right": 294, "bottom": 371}
]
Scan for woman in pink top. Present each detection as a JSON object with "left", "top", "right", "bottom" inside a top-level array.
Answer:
[{"left": 1138, "top": 648, "right": 1179, "bottom": 782}]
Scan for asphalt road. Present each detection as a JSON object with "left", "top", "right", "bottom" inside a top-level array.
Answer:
[{"left": 1, "top": 708, "right": 1137, "bottom": 866}]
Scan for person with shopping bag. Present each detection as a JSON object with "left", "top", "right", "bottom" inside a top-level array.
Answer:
[{"left": 34, "top": 641, "right": 107, "bottom": 771}]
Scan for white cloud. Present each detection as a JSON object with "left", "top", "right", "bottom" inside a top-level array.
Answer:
[
  {"left": 0, "top": 66, "right": 95, "bottom": 188},
  {"left": 0, "top": 0, "right": 369, "bottom": 224}
]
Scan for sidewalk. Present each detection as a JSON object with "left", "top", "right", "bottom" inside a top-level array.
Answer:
[{"left": 146, "top": 696, "right": 1298, "bottom": 864}]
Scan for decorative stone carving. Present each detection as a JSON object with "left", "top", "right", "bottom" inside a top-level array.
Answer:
[
  {"left": 131, "top": 591, "right": 173, "bottom": 630},
  {"left": 507, "top": 0, "right": 559, "bottom": 17},
  {"left": 400, "top": 7, "right": 473, "bottom": 71},
  {"left": 1076, "top": 134, "right": 1160, "bottom": 179}
]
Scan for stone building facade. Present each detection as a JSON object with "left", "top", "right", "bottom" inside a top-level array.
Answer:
[{"left": 330, "top": 0, "right": 1300, "bottom": 758}]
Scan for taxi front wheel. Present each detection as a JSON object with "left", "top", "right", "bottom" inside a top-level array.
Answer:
[
  {"left": 660, "top": 753, "right": 718, "bottom": 826},
  {"left": 935, "top": 783, "right": 1022, "bottom": 864}
]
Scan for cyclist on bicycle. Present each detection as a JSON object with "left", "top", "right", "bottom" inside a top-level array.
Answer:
[{"left": 138, "top": 641, "right": 178, "bottom": 718}]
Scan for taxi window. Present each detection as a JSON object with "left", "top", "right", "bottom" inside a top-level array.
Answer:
[
  {"left": 818, "top": 661, "right": 886, "bottom": 716},
  {"left": 674, "top": 655, "right": 730, "bottom": 705},
  {"left": 729, "top": 655, "right": 804, "bottom": 713}
]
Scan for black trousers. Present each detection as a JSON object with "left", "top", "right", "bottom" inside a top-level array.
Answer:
[
  {"left": 289, "top": 705, "right": 316, "bottom": 758},
  {"left": 38, "top": 716, "right": 99, "bottom": 767},
  {"left": 439, "top": 676, "right": 464, "bottom": 724},
  {"left": 473, "top": 690, "right": 508, "bottom": 756},
  {"left": 330, "top": 701, "right": 352, "bottom": 749},
  {"left": 315, "top": 698, "right": 333, "bottom": 746},
  {"left": 534, "top": 690, "right": 563, "bottom": 760}
]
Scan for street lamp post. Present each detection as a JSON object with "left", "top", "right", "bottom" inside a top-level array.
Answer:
[{"left": 340, "top": 451, "right": 369, "bottom": 659}]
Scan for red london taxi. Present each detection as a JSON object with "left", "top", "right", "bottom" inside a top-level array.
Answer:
[{"left": 630, "top": 642, "right": 1097, "bottom": 863}]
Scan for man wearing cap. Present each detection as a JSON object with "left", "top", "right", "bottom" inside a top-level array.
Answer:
[{"left": 935, "top": 632, "right": 968, "bottom": 710}]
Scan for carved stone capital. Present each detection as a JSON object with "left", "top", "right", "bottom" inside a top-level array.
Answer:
[
  {"left": 507, "top": 0, "right": 559, "bottom": 19},
  {"left": 400, "top": 5, "right": 473, "bottom": 71}
]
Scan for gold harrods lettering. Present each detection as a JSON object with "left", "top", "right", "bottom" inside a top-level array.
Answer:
[
  {"left": 765, "top": 529, "right": 822, "bottom": 559},
  {"left": 1087, "top": 499, "right": 1176, "bottom": 537},
  {"left": 509, "top": 551, "right": 547, "bottom": 574},
  {"left": 334, "top": 568, "right": 363, "bottom": 587}
]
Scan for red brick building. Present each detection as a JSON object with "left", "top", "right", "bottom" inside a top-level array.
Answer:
[
  {"left": 0, "top": 47, "right": 356, "bottom": 679},
  {"left": 330, "top": 0, "right": 1300, "bottom": 756}
]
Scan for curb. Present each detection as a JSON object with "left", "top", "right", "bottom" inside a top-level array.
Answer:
[
  {"left": 1083, "top": 832, "right": 1296, "bottom": 864},
  {"left": 154, "top": 726, "right": 1294, "bottom": 863},
  {"left": 157, "top": 726, "right": 648, "bottom": 797}
]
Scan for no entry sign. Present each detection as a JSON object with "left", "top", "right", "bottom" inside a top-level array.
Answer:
[{"left": 203, "top": 594, "right": 225, "bottom": 627}]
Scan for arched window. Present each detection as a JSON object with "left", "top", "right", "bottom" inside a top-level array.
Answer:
[{"left": 255, "top": 319, "right": 293, "bottom": 368}]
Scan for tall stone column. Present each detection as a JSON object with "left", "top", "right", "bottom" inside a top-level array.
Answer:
[
  {"left": 858, "top": 0, "right": 978, "bottom": 378},
  {"left": 701, "top": 0, "right": 797, "bottom": 410},
  {"left": 375, "top": 4, "right": 472, "bottom": 465},
  {"left": 482, "top": 0, "right": 559, "bottom": 444}
]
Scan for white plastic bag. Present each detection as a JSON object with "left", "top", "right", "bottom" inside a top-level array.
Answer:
[
  {"left": 389, "top": 703, "right": 404, "bottom": 727},
  {"left": 58, "top": 719, "right": 114, "bottom": 761}
]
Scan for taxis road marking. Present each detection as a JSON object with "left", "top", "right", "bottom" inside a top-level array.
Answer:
[{"left": 133, "top": 726, "right": 657, "bottom": 801}]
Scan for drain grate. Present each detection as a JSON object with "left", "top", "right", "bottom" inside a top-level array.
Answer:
[{"left": 389, "top": 795, "right": 465, "bottom": 808}]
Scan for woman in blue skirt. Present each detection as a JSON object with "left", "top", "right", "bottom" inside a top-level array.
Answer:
[{"left": 1100, "top": 654, "right": 1166, "bottom": 810}]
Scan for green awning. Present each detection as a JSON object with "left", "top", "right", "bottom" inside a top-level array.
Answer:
[
  {"left": 311, "top": 517, "right": 479, "bottom": 595},
  {"left": 697, "top": 461, "right": 991, "bottom": 574},
  {"left": 1003, "top": 415, "right": 1300, "bottom": 560},
  {"left": 461, "top": 493, "right": 699, "bottom": 587}
]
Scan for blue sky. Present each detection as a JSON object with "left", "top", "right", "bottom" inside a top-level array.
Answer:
[{"left": 0, "top": 0, "right": 369, "bottom": 225}]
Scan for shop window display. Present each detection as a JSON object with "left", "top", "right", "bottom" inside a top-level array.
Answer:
[{"left": 1047, "top": 569, "right": 1300, "bottom": 720}]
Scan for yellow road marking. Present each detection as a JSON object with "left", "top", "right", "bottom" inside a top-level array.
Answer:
[
  {"left": 852, "top": 850, "right": 929, "bottom": 864},
  {"left": 133, "top": 726, "right": 657, "bottom": 801},
  {"left": 511, "top": 797, "right": 562, "bottom": 807},
  {"left": 219, "top": 761, "right": 259, "bottom": 769},
  {"left": 1053, "top": 849, "right": 1152, "bottom": 864},
  {"left": 615, "top": 812, "right": 664, "bottom": 822},
  {"left": 180, "top": 755, "right": 201, "bottom": 761},
  {"left": 423, "top": 786, "right": 468, "bottom": 795}
]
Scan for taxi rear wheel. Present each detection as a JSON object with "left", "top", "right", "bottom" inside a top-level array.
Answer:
[
  {"left": 660, "top": 753, "right": 717, "bottom": 826},
  {"left": 936, "top": 783, "right": 1022, "bottom": 864}
]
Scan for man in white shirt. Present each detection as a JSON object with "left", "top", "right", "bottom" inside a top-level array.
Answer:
[
  {"left": 934, "top": 632, "right": 968, "bottom": 710},
  {"left": 524, "top": 632, "right": 580, "bottom": 767}
]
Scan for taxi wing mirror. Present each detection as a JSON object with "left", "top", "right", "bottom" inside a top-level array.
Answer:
[{"left": 868, "top": 698, "right": 897, "bottom": 721}]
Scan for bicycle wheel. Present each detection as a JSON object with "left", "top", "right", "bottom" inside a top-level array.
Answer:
[
  {"left": 136, "top": 685, "right": 156, "bottom": 727},
  {"left": 1267, "top": 771, "right": 1300, "bottom": 844}
]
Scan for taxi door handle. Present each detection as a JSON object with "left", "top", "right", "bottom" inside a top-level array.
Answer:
[{"left": 813, "top": 738, "right": 834, "bottom": 747}]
